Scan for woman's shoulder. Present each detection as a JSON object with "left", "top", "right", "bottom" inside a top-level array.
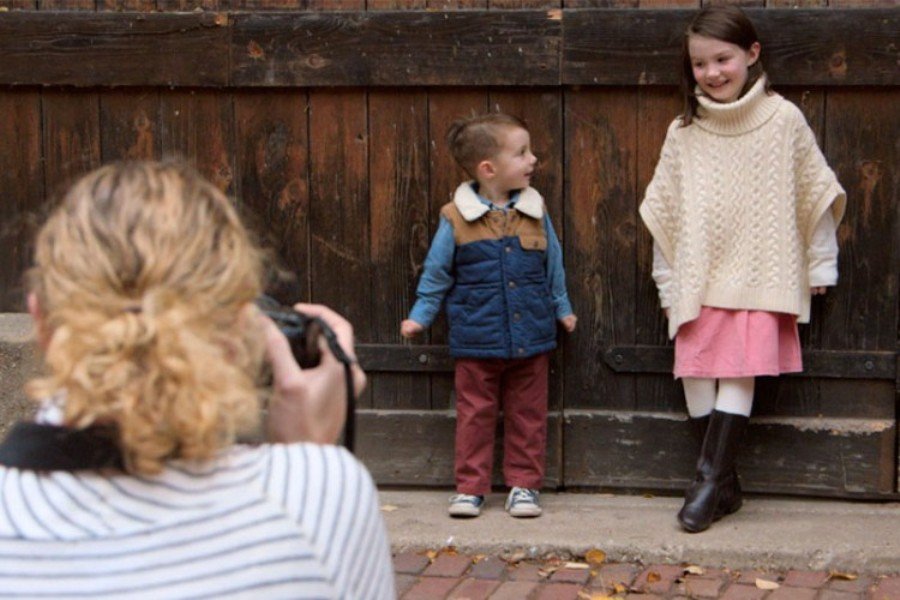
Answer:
[{"left": 256, "top": 442, "right": 376, "bottom": 488}]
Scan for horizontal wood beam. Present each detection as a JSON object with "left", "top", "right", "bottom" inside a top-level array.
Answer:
[
  {"left": 357, "top": 343, "right": 453, "bottom": 373},
  {"left": 604, "top": 345, "right": 897, "bottom": 380},
  {"left": 232, "top": 11, "right": 561, "bottom": 87},
  {"left": 563, "top": 409, "right": 895, "bottom": 497},
  {"left": 564, "top": 8, "right": 899, "bottom": 86},
  {"left": 0, "top": 13, "right": 230, "bottom": 87},
  {"left": 0, "top": 9, "right": 896, "bottom": 88}
]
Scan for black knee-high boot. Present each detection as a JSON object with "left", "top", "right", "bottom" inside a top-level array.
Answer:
[
  {"left": 688, "top": 415, "right": 742, "bottom": 518},
  {"left": 679, "top": 410, "right": 749, "bottom": 533}
]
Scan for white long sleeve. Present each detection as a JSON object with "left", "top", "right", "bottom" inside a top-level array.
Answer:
[
  {"left": 808, "top": 208, "right": 839, "bottom": 287},
  {"left": 652, "top": 241, "right": 673, "bottom": 309}
]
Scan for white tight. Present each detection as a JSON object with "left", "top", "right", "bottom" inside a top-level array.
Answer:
[{"left": 682, "top": 377, "right": 755, "bottom": 417}]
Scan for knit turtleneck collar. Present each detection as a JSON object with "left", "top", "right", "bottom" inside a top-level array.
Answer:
[{"left": 694, "top": 75, "right": 782, "bottom": 136}]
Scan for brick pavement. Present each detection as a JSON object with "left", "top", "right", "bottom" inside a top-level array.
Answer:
[{"left": 393, "top": 549, "right": 900, "bottom": 599}]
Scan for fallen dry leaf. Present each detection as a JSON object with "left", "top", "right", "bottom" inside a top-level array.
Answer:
[
  {"left": 425, "top": 550, "right": 438, "bottom": 561},
  {"left": 647, "top": 571, "right": 662, "bottom": 583},
  {"left": 755, "top": 578, "right": 780, "bottom": 590},
  {"left": 564, "top": 561, "right": 591, "bottom": 570},
  {"left": 380, "top": 504, "right": 399, "bottom": 512},
  {"left": 577, "top": 592, "right": 612, "bottom": 600},
  {"left": 585, "top": 549, "right": 607, "bottom": 567},
  {"left": 829, "top": 571, "right": 858, "bottom": 581},
  {"left": 538, "top": 566, "right": 559, "bottom": 578},
  {"left": 613, "top": 583, "right": 627, "bottom": 594},
  {"left": 684, "top": 565, "right": 705, "bottom": 576},
  {"left": 472, "top": 554, "right": 486, "bottom": 563}
]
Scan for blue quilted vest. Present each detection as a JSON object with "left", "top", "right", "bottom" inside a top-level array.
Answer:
[{"left": 444, "top": 206, "right": 557, "bottom": 359}]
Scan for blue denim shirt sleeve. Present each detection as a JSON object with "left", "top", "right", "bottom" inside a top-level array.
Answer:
[
  {"left": 407, "top": 216, "right": 455, "bottom": 328},
  {"left": 544, "top": 213, "right": 574, "bottom": 319}
]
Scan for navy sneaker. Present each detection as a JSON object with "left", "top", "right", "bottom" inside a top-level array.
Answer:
[
  {"left": 505, "top": 487, "right": 541, "bottom": 518},
  {"left": 448, "top": 493, "right": 484, "bottom": 518}
]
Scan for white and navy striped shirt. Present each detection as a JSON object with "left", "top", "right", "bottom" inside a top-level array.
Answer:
[{"left": 0, "top": 443, "right": 395, "bottom": 599}]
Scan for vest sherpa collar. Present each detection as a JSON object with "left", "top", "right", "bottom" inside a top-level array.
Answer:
[{"left": 453, "top": 182, "right": 544, "bottom": 221}]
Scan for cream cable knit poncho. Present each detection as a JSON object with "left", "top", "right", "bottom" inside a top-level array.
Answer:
[{"left": 639, "top": 76, "right": 846, "bottom": 339}]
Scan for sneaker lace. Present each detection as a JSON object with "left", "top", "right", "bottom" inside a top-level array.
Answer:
[
  {"left": 450, "top": 494, "right": 481, "bottom": 504},
  {"left": 510, "top": 488, "right": 537, "bottom": 505}
]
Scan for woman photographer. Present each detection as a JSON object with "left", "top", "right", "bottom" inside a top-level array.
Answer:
[{"left": 0, "top": 160, "right": 394, "bottom": 599}]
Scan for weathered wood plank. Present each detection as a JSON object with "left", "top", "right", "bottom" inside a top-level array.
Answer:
[
  {"left": 0, "top": 13, "right": 229, "bottom": 87},
  {"left": 0, "top": 10, "right": 895, "bottom": 87},
  {"left": 0, "top": 91, "right": 43, "bottom": 312},
  {"left": 0, "top": 0, "right": 38, "bottom": 9},
  {"left": 563, "top": 410, "right": 896, "bottom": 497},
  {"left": 38, "top": 0, "right": 94, "bottom": 9},
  {"left": 231, "top": 11, "right": 561, "bottom": 87},
  {"left": 563, "top": 89, "right": 637, "bottom": 410},
  {"left": 98, "top": 0, "right": 155, "bottom": 10},
  {"left": 307, "top": 89, "right": 372, "bottom": 406},
  {"left": 563, "top": 8, "right": 900, "bottom": 86},
  {"left": 822, "top": 89, "right": 898, "bottom": 352},
  {"left": 356, "top": 410, "right": 562, "bottom": 488},
  {"left": 41, "top": 90, "right": 101, "bottom": 198},
  {"left": 99, "top": 90, "right": 160, "bottom": 162},
  {"left": 367, "top": 90, "right": 431, "bottom": 409},
  {"left": 604, "top": 345, "right": 897, "bottom": 380},
  {"left": 159, "top": 90, "right": 235, "bottom": 195},
  {"left": 233, "top": 89, "right": 311, "bottom": 301}
]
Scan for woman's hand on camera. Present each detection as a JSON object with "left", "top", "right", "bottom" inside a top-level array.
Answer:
[{"left": 261, "top": 303, "right": 366, "bottom": 445}]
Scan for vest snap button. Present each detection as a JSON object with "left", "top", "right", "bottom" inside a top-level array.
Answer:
[
  {"left": 513, "top": 313, "right": 521, "bottom": 321},
  {"left": 505, "top": 246, "right": 512, "bottom": 253},
  {"left": 508, "top": 281, "right": 516, "bottom": 289}
]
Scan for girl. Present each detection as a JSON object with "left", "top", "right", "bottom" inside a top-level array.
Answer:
[{"left": 639, "top": 6, "right": 846, "bottom": 533}]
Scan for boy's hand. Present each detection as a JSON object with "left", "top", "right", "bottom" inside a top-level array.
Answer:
[
  {"left": 400, "top": 319, "right": 425, "bottom": 338},
  {"left": 559, "top": 314, "right": 577, "bottom": 333},
  {"left": 811, "top": 286, "right": 827, "bottom": 296}
]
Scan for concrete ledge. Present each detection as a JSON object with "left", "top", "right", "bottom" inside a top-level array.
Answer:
[
  {"left": 0, "top": 313, "right": 37, "bottom": 436},
  {"left": 380, "top": 490, "right": 900, "bottom": 575}
]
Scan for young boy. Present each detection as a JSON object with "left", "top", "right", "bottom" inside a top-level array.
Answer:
[{"left": 400, "top": 113, "right": 577, "bottom": 518}]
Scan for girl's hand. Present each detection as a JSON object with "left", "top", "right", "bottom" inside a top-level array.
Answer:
[
  {"left": 559, "top": 314, "right": 577, "bottom": 333},
  {"left": 262, "top": 303, "right": 366, "bottom": 445},
  {"left": 663, "top": 308, "right": 670, "bottom": 320},
  {"left": 400, "top": 319, "right": 424, "bottom": 339},
  {"left": 811, "top": 287, "right": 828, "bottom": 296}
]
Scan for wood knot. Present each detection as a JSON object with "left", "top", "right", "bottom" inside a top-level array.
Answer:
[
  {"left": 247, "top": 41, "right": 265, "bottom": 61},
  {"left": 829, "top": 50, "right": 847, "bottom": 80}
]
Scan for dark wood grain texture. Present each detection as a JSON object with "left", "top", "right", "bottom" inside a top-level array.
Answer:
[
  {"left": 231, "top": 10, "right": 561, "bottom": 87},
  {"left": 563, "top": 8, "right": 899, "bottom": 86},
  {"left": 0, "top": 13, "right": 229, "bottom": 87}
]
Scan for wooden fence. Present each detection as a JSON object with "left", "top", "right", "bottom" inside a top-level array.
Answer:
[{"left": 0, "top": 1, "right": 897, "bottom": 498}]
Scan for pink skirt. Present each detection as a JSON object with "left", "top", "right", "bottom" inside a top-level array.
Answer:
[{"left": 673, "top": 307, "right": 802, "bottom": 379}]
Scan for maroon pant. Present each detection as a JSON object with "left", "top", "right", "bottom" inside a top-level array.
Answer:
[{"left": 454, "top": 353, "right": 549, "bottom": 495}]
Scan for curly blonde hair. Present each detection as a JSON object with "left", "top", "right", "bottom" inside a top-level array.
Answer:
[{"left": 27, "top": 161, "right": 266, "bottom": 474}]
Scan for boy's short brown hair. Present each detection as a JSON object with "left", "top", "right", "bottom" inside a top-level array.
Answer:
[{"left": 446, "top": 113, "right": 528, "bottom": 179}]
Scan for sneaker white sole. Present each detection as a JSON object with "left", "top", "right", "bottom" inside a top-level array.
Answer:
[
  {"left": 448, "top": 505, "right": 481, "bottom": 518},
  {"left": 507, "top": 505, "right": 542, "bottom": 518}
]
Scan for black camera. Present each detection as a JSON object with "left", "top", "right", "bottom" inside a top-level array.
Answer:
[
  {"left": 256, "top": 295, "right": 357, "bottom": 452},
  {"left": 256, "top": 295, "right": 354, "bottom": 370},
  {"left": 257, "top": 295, "right": 324, "bottom": 369}
]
